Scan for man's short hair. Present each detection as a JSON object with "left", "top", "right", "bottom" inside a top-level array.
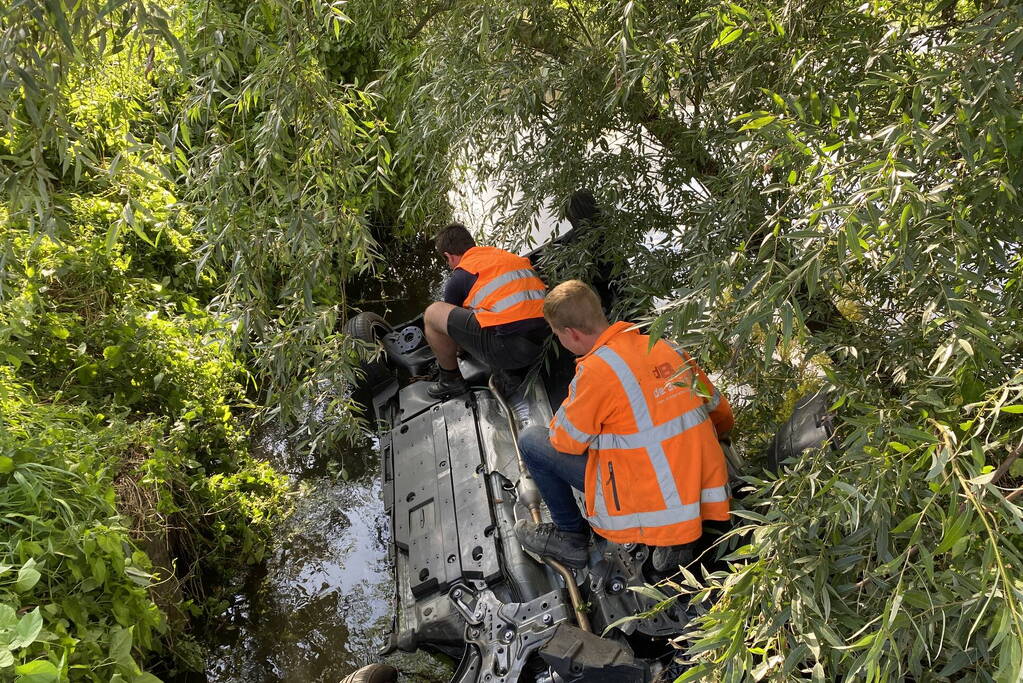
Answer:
[
  {"left": 544, "top": 280, "right": 607, "bottom": 333},
  {"left": 434, "top": 223, "right": 476, "bottom": 255}
]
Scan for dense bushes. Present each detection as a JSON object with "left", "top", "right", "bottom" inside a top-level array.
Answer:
[
  {"left": 2, "top": 0, "right": 422, "bottom": 675},
  {"left": 0, "top": 10, "right": 292, "bottom": 673},
  {"left": 0, "top": 380, "right": 167, "bottom": 680},
  {"left": 0, "top": 208, "right": 290, "bottom": 680}
]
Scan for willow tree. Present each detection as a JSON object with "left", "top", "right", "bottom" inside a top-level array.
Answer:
[
  {"left": 162, "top": 0, "right": 425, "bottom": 451},
  {"left": 360, "top": 0, "right": 1023, "bottom": 678}
]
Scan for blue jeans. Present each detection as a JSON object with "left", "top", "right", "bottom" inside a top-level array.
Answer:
[{"left": 518, "top": 425, "right": 589, "bottom": 534}]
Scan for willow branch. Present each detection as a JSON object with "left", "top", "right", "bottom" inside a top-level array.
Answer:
[
  {"left": 406, "top": 0, "right": 455, "bottom": 41},
  {"left": 991, "top": 440, "right": 1023, "bottom": 487},
  {"left": 566, "top": 0, "right": 594, "bottom": 47}
]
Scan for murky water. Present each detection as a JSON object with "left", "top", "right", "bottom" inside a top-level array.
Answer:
[
  {"left": 205, "top": 434, "right": 384, "bottom": 681},
  {"left": 203, "top": 236, "right": 450, "bottom": 682}
]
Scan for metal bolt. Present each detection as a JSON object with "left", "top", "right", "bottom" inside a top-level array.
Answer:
[
  {"left": 502, "top": 628, "right": 515, "bottom": 643},
  {"left": 542, "top": 614, "right": 553, "bottom": 625},
  {"left": 610, "top": 579, "right": 625, "bottom": 593},
  {"left": 469, "top": 628, "right": 480, "bottom": 638},
  {"left": 453, "top": 589, "right": 463, "bottom": 599}
]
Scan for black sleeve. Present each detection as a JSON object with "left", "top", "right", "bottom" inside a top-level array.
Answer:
[{"left": 443, "top": 268, "right": 477, "bottom": 306}]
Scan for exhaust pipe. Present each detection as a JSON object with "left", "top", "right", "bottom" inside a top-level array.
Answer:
[{"left": 488, "top": 377, "right": 592, "bottom": 633}]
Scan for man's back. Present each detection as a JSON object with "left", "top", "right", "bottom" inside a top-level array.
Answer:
[
  {"left": 454, "top": 246, "right": 546, "bottom": 328},
  {"left": 550, "top": 321, "right": 733, "bottom": 546}
]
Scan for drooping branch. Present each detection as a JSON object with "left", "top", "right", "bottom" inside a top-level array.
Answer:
[
  {"left": 406, "top": 0, "right": 456, "bottom": 41},
  {"left": 508, "top": 18, "right": 721, "bottom": 177}
]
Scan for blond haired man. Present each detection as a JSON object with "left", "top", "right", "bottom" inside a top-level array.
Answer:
[{"left": 515, "top": 281, "right": 734, "bottom": 569}]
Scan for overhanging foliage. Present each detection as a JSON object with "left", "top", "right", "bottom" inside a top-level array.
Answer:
[{"left": 365, "top": 0, "right": 1023, "bottom": 678}]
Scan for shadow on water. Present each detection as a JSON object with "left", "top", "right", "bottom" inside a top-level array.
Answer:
[
  {"left": 202, "top": 236, "right": 452, "bottom": 683},
  {"left": 349, "top": 233, "right": 447, "bottom": 323}
]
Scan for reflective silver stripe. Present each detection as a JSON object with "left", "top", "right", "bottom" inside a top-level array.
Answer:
[
  {"left": 592, "top": 404, "right": 708, "bottom": 451},
  {"left": 706, "top": 389, "right": 721, "bottom": 412},
  {"left": 590, "top": 479, "right": 729, "bottom": 531},
  {"left": 593, "top": 347, "right": 652, "bottom": 428},
  {"left": 489, "top": 288, "right": 545, "bottom": 313},
  {"left": 566, "top": 372, "right": 581, "bottom": 400},
  {"left": 551, "top": 407, "right": 595, "bottom": 447},
  {"left": 702, "top": 485, "right": 729, "bottom": 503},
  {"left": 591, "top": 347, "right": 683, "bottom": 511},
  {"left": 468, "top": 269, "right": 541, "bottom": 309}
]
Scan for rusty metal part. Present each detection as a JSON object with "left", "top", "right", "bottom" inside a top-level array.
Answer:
[{"left": 544, "top": 558, "right": 592, "bottom": 633}]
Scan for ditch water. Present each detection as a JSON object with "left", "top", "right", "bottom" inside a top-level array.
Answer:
[{"left": 202, "top": 236, "right": 451, "bottom": 683}]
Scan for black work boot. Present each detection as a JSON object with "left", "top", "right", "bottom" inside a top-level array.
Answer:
[
  {"left": 514, "top": 519, "right": 590, "bottom": 569},
  {"left": 427, "top": 366, "right": 467, "bottom": 399}
]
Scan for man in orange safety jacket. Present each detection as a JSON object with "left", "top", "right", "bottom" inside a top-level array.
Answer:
[
  {"left": 514, "top": 280, "right": 733, "bottom": 569},
  {"left": 424, "top": 223, "right": 549, "bottom": 398}
]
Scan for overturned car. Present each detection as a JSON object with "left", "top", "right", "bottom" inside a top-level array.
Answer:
[{"left": 343, "top": 229, "right": 832, "bottom": 683}]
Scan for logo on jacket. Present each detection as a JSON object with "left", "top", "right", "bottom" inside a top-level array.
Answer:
[{"left": 653, "top": 363, "right": 675, "bottom": 379}]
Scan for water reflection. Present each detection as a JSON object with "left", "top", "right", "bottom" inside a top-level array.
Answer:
[
  {"left": 205, "top": 432, "right": 390, "bottom": 682},
  {"left": 204, "top": 235, "right": 450, "bottom": 682}
]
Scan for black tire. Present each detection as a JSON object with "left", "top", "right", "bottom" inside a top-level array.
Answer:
[
  {"left": 345, "top": 312, "right": 394, "bottom": 398},
  {"left": 338, "top": 663, "right": 398, "bottom": 683}
]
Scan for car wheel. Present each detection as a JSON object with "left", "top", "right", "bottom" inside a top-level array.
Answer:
[
  {"left": 345, "top": 311, "right": 394, "bottom": 398},
  {"left": 338, "top": 663, "right": 398, "bottom": 683}
]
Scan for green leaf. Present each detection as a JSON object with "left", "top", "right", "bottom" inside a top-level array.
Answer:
[
  {"left": 16, "top": 562, "right": 41, "bottom": 593},
  {"left": 712, "top": 26, "right": 743, "bottom": 48},
  {"left": 0, "top": 649, "right": 13, "bottom": 669},
  {"left": 105, "top": 220, "right": 122, "bottom": 253},
  {"left": 627, "top": 585, "right": 670, "bottom": 603},
  {"left": 999, "top": 405, "right": 1023, "bottom": 414},
  {"left": 10, "top": 607, "right": 43, "bottom": 650},
  {"left": 103, "top": 345, "right": 123, "bottom": 366},
  {"left": 837, "top": 631, "right": 876, "bottom": 650},
  {"left": 740, "top": 115, "right": 776, "bottom": 131},
  {"left": 0, "top": 604, "right": 17, "bottom": 629},
  {"left": 133, "top": 673, "right": 164, "bottom": 683},
  {"left": 0, "top": 456, "right": 14, "bottom": 474},
  {"left": 109, "top": 627, "right": 135, "bottom": 672},
  {"left": 935, "top": 513, "right": 972, "bottom": 554},
  {"left": 891, "top": 512, "right": 921, "bottom": 534},
  {"left": 14, "top": 659, "right": 58, "bottom": 683}
]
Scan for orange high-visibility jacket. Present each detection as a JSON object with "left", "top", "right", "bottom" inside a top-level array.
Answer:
[
  {"left": 456, "top": 246, "right": 547, "bottom": 327},
  {"left": 548, "top": 321, "right": 734, "bottom": 546}
]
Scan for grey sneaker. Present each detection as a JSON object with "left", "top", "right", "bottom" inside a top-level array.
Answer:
[
  {"left": 427, "top": 368, "right": 467, "bottom": 399},
  {"left": 514, "top": 520, "right": 590, "bottom": 569}
]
